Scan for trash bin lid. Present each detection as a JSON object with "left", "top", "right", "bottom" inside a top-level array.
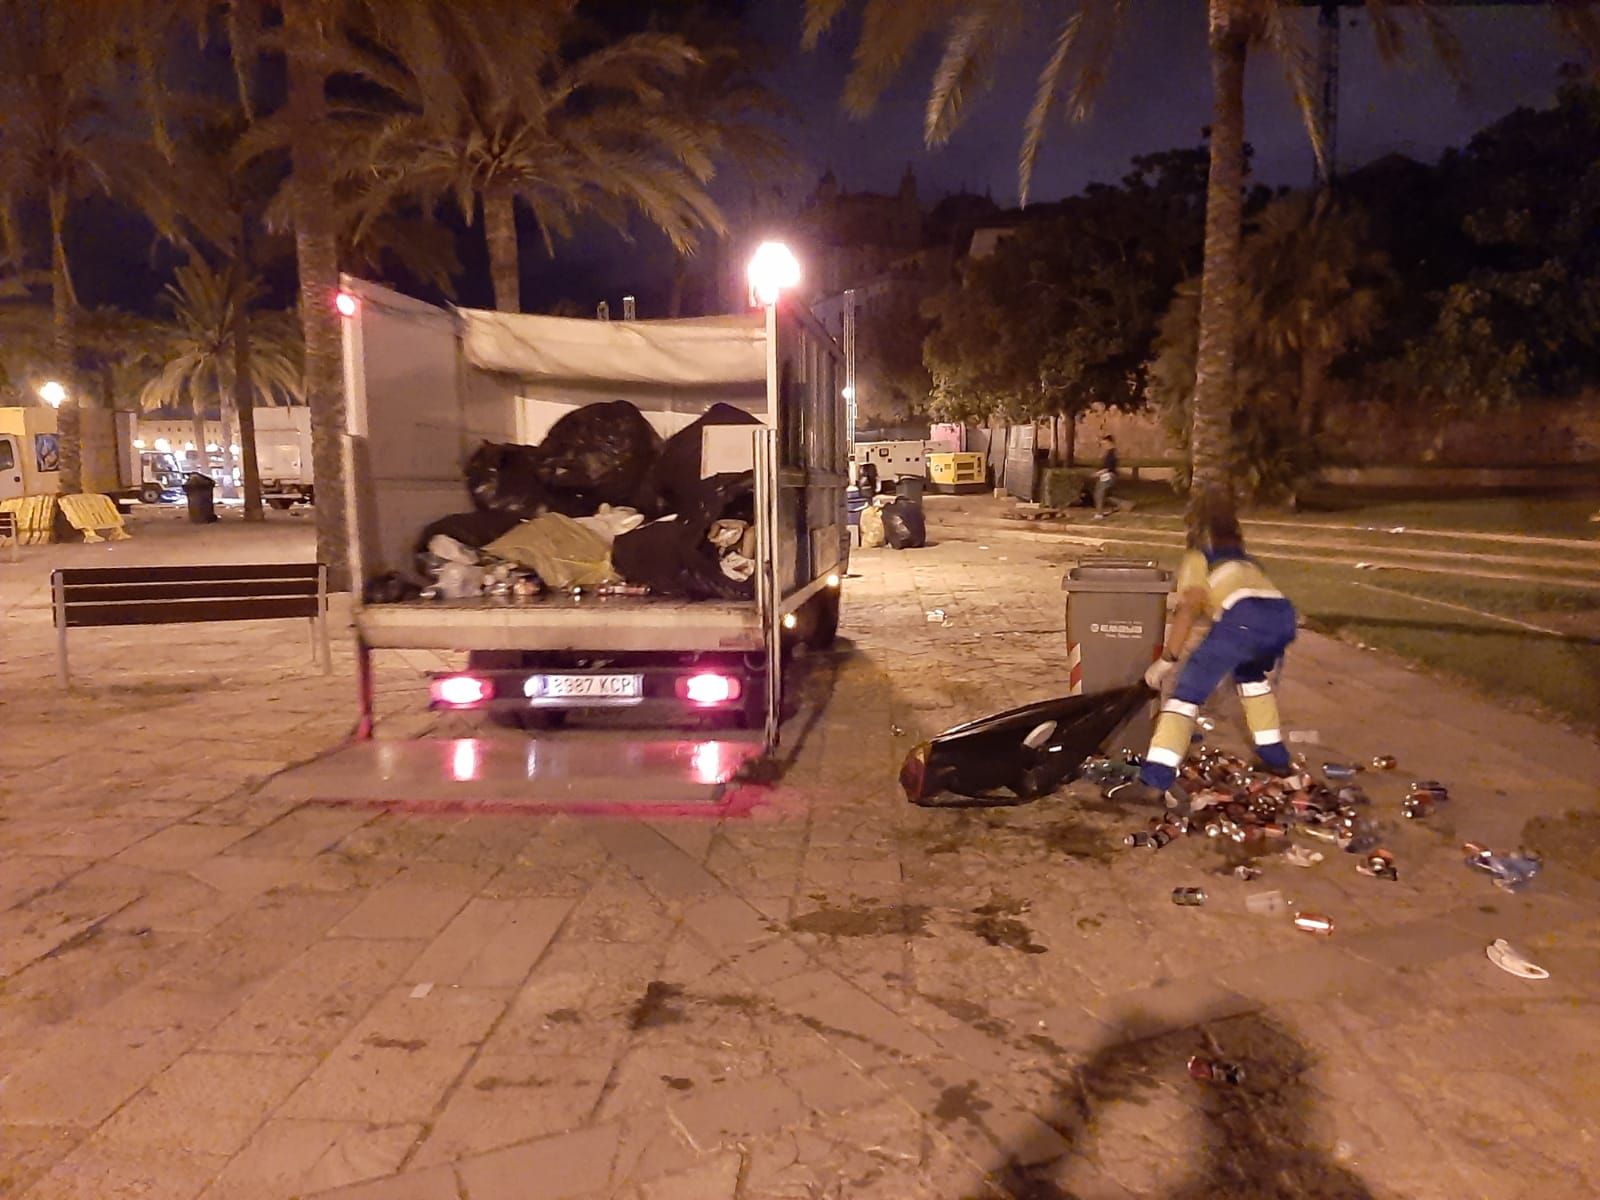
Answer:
[{"left": 1062, "top": 558, "right": 1172, "bottom": 593}]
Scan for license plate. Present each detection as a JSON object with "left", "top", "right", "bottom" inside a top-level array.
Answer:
[{"left": 526, "top": 674, "right": 643, "bottom": 703}]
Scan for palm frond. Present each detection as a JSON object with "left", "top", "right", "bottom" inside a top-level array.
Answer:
[
  {"left": 802, "top": 0, "right": 852, "bottom": 49},
  {"left": 926, "top": 1, "right": 1017, "bottom": 147},
  {"left": 1257, "top": 2, "right": 1324, "bottom": 176},
  {"left": 843, "top": 0, "right": 965, "bottom": 116}
]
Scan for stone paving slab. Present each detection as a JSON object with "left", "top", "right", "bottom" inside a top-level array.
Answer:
[{"left": 2, "top": 509, "right": 1599, "bottom": 1198}]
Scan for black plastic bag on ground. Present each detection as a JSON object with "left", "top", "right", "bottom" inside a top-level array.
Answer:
[
  {"left": 464, "top": 442, "right": 549, "bottom": 517},
  {"left": 536, "top": 400, "right": 661, "bottom": 507},
  {"left": 643, "top": 403, "right": 760, "bottom": 517},
  {"left": 900, "top": 685, "right": 1154, "bottom": 806},
  {"left": 883, "top": 497, "right": 926, "bottom": 549}
]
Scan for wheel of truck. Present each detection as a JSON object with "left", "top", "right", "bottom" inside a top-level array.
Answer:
[
  {"left": 805, "top": 589, "right": 841, "bottom": 650},
  {"left": 268, "top": 498, "right": 294, "bottom": 511},
  {"left": 139, "top": 483, "right": 163, "bottom": 505}
]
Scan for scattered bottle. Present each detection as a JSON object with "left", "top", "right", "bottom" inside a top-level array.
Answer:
[
  {"left": 1358, "top": 849, "right": 1398, "bottom": 881},
  {"left": 1172, "top": 887, "right": 1207, "bottom": 906},
  {"left": 1293, "top": 912, "right": 1335, "bottom": 935},
  {"left": 1322, "top": 762, "right": 1360, "bottom": 780},
  {"left": 1187, "top": 1055, "right": 1245, "bottom": 1085},
  {"left": 1463, "top": 843, "right": 1542, "bottom": 892},
  {"left": 1370, "top": 755, "right": 1398, "bottom": 771}
]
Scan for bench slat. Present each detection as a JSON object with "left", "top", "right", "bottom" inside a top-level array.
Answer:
[
  {"left": 54, "top": 563, "right": 322, "bottom": 585},
  {"left": 59, "top": 579, "right": 319, "bottom": 603},
  {"left": 61, "top": 596, "right": 321, "bottom": 629}
]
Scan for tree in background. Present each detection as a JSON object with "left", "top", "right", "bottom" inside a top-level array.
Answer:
[
  {"left": 1148, "top": 189, "right": 1389, "bottom": 500},
  {"left": 0, "top": 0, "right": 189, "bottom": 493},
  {"left": 139, "top": 261, "right": 304, "bottom": 482},
  {"left": 922, "top": 147, "right": 1208, "bottom": 457}
]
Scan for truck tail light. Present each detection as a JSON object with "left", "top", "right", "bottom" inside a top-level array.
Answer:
[
  {"left": 678, "top": 673, "right": 741, "bottom": 706},
  {"left": 432, "top": 675, "right": 492, "bottom": 707}
]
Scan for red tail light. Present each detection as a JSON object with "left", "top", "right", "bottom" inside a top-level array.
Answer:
[
  {"left": 432, "top": 675, "right": 492, "bottom": 707},
  {"left": 678, "top": 673, "right": 741, "bottom": 706}
]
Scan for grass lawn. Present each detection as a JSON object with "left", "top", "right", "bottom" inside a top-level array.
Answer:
[{"left": 1084, "top": 524, "right": 1600, "bottom": 735}]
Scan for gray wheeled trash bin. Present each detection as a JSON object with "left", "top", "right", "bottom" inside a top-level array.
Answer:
[{"left": 1062, "top": 559, "right": 1174, "bottom": 755}]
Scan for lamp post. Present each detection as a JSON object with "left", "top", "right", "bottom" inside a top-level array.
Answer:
[
  {"left": 746, "top": 241, "right": 800, "bottom": 308},
  {"left": 38, "top": 380, "right": 66, "bottom": 408}
]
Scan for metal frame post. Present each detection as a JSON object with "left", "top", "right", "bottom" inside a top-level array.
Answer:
[
  {"left": 843, "top": 289, "right": 858, "bottom": 452},
  {"left": 316, "top": 563, "right": 332, "bottom": 672},
  {"left": 354, "top": 639, "right": 375, "bottom": 740},
  {"left": 52, "top": 570, "right": 69, "bottom": 688},
  {"left": 756, "top": 299, "right": 784, "bottom": 753}
]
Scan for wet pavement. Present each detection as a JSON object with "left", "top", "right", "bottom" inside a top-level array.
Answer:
[{"left": 2, "top": 504, "right": 1598, "bottom": 1198}]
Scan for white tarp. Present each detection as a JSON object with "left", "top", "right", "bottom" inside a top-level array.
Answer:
[{"left": 460, "top": 308, "right": 766, "bottom": 386}]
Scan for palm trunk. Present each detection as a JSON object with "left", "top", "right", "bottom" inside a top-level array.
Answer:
[
  {"left": 285, "top": 0, "right": 349, "bottom": 588},
  {"left": 1298, "top": 342, "right": 1325, "bottom": 439},
  {"left": 484, "top": 187, "right": 521, "bottom": 312},
  {"left": 218, "top": 390, "right": 239, "bottom": 499},
  {"left": 1065, "top": 413, "right": 1077, "bottom": 467},
  {"left": 1189, "top": 2, "right": 1249, "bottom": 520},
  {"left": 191, "top": 406, "right": 208, "bottom": 471},
  {"left": 49, "top": 184, "right": 81, "bottom": 495},
  {"left": 235, "top": 313, "right": 264, "bottom": 522}
]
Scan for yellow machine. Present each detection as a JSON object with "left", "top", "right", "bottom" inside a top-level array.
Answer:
[{"left": 926, "top": 451, "right": 987, "bottom": 494}]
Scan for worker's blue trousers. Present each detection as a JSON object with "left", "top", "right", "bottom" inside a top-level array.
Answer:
[{"left": 1139, "top": 597, "right": 1298, "bottom": 790}]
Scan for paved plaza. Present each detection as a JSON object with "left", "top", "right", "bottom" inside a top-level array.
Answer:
[{"left": 2, "top": 503, "right": 1597, "bottom": 1199}]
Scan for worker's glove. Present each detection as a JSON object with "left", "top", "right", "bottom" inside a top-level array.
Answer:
[{"left": 1144, "top": 656, "right": 1178, "bottom": 691}]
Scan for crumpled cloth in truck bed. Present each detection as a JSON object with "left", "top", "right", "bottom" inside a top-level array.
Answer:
[{"left": 483, "top": 513, "right": 620, "bottom": 589}]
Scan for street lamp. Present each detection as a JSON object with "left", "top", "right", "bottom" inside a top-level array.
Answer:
[
  {"left": 747, "top": 242, "right": 800, "bottom": 307},
  {"left": 38, "top": 380, "right": 66, "bottom": 408}
]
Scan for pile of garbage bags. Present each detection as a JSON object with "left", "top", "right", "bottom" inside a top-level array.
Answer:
[
  {"left": 860, "top": 495, "right": 926, "bottom": 550},
  {"left": 364, "top": 400, "right": 766, "bottom": 604}
]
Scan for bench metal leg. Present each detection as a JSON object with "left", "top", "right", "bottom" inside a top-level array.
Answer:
[
  {"left": 353, "top": 639, "right": 375, "bottom": 740},
  {"left": 53, "top": 575, "right": 69, "bottom": 688}
]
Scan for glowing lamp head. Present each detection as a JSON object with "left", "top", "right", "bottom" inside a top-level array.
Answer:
[
  {"left": 747, "top": 242, "right": 800, "bottom": 307},
  {"left": 334, "top": 290, "right": 359, "bottom": 318},
  {"left": 38, "top": 380, "right": 66, "bottom": 408}
]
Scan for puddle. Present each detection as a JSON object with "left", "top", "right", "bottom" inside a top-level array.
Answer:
[
  {"left": 626, "top": 980, "right": 687, "bottom": 1029},
  {"left": 789, "top": 903, "right": 931, "bottom": 938}
]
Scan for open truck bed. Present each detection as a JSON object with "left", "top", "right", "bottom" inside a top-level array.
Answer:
[{"left": 340, "top": 278, "right": 847, "bottom": 750}]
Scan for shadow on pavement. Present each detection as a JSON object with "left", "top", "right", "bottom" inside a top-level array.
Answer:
[{"left": 991, "top": 1013, "right": 1376, "bottom": 1200}]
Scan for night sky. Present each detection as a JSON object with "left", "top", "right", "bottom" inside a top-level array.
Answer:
[{"left": 66, "top": 1, "right": 1581, "bottom": 318}]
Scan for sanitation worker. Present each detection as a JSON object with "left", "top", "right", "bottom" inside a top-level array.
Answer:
[{"left": 1108, "top": 489, "right": 1298, "bottom": 806}]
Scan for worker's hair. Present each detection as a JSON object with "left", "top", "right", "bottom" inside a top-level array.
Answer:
[{"left": 1191, "top": 488, "right": 1244, "bottom": 553}]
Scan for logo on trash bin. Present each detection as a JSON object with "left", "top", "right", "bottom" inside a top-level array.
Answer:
[{"left": 1090, "top": 620, "right": 1144, "bottom": 639}]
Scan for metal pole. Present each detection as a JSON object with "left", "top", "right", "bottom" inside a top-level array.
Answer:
[
  {"left": 843, "top": 289, "right": 858, "bottom": 451},
  {"left": 52, "top": 570, "right": 69, "bottom": 688}
]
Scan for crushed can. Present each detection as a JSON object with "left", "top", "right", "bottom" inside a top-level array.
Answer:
[
  {"left": 1187, "top": 1055, "right": 1245, "bottom": 1085},
  {"left": 1358, "top": 849, "right": 1398, "bottom": 881},
  {"left": 1293, "top": 912, "right": 1335, "bottom": 935},
  {"left": 1172, "top": 887, "right": 1207, "bottom": 906},
  {"left": 1232, "top": 864, "right": 1263, "bottom": 881},
  {"left": 1402, "top": 795, "right": 1434, "bottom": 820},
  {"left": 1322, "top": 762, "right": 1360, "bottom": 781},
  {"left": 1370, "top": 754, "right": 1398, "bottom": 771}
]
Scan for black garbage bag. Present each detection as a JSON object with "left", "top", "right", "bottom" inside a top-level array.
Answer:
[
  {"left": 900, "top": 685, "right": 1154, "bottom": 806},
  {"left": 643, "top": 403, "right": 760, "bottom": 517},
  {"left": 612, "top": 474, "right": 757, "bottom": 601},
  {"left": 465, "top": 441, "right": 549, "bottom": 518},
  {"left": 882, "top": 497, "right": 926, "bottom": 549},
  {"left": 535, "top": 400, "right": 661, "bottom": 507}
]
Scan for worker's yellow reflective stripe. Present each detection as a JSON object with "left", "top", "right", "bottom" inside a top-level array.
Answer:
[
  {"left": 1150, "top": 709, "right": 1195, "bottom": 768},
  {"left": 1162, "top": 698, "right": 1200, "bottom": 717},
  {"left": 1180, "top": 553, "right": 1282, "bottom": 619},
  {"left": 1239, "top": 692, "right": 1283, "bottom": 746},
  {"left": 1236, "top": 679, "right": 1273, "bottom": 698}
]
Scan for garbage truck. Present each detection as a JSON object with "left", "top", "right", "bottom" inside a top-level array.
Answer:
[
  {"left": 0, "top": 406, "right": 145, "bottom": 505},
  {"left": 339, "top": 277, "right": 850, "bottom": 751}
]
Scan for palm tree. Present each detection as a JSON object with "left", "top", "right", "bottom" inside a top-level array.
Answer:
[
  {"left": 139, "top": 262, "right": 304, "bottom": 491},
  {"left": 0, "top": 0, "right": 187, "bottom": 494},
  {"left": 804, "top": 0, "right": 1596, "bottom": 518},
  {"left": 332, "top": 0, "right": 735, "bottom": 312}
]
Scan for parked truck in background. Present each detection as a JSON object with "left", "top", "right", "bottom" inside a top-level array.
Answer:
[
  {"left": 135, "top": 406, "right": 315, "bottom": 507},
  {"left": 338, "top": 277, "right": 849, "bottom": 751},
  {"left": 0, "top": 406, "right": 146, "bottom": 506}
]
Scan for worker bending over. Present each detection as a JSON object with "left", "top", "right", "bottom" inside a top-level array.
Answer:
[{"left": 1109, "top": 490, "right": 1297, "bottom": 805}]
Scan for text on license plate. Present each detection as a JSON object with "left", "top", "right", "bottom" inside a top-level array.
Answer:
[{"left": 527, "top": 674, "right": 643, "bottom": 701}]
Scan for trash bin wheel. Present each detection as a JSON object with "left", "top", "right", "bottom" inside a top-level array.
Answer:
[{"left": 268, "top": 498, "right": 295, "bottom": 511}]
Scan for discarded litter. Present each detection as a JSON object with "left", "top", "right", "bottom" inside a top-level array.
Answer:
[
  {"left": 1293, "top": 912, "right": 1335, "bottom": 936},
  {"left": 409, "top": 983, "right": 434, "bottom": 999},
  {"left": 1245, "top": 890, "right": 1289, "bottom": 916},
  {"left": 891, "top": 725, "right": 906, "bottom": 737},
  {"left": 1370, "top": 755, "right": 1398, "bottom": 771},
  {"left": 1486, "top": 938, "right": 1549, "bottom": 980},
  {"left": 1322, "top": 762, "right": 1361, "bottom": 780},
  {"left": 1287, "top": 729, "right": 1321, "bottom": 744},
  {"left": 1357, "top": 849, "right": 1398, "bottom": 881},
  {"left": 926, "top": 609, "right": 947, "bottom": 623},
  {"left": 1231, "top": 864, "right": 1263, "bottom": 881},
  {"left": 1283, "top": 845, "right": 1324, "bottom": 868},
  {"left": 1172, "top": 887, "right": 1208, "bottom": 907},
  {"left": 1187, "top": 1055, "right": 1245, "bottom": 1085},
  {"left": 1463, "top": 842, "right": 1542, "bottom": 892}
]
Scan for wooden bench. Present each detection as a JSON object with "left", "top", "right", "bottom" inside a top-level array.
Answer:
[
  {"left": 0, "top": 511, "right": 18, "bottom": 562},
  {"left": 51, "top": 563, "right": 331, "bottom": 687}
]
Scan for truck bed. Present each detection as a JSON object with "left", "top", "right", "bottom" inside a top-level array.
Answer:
[{"left": 355, "top": 593, "right": 762, "bottom": 653}]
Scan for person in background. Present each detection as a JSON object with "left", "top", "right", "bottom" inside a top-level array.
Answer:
[
  {"left": 856, "top": 458, "right": 879, "bottom": 496},
  {"left": 1108, "top": 489, "right": 1299, "bottom": 806},
  {"left": 1092, "top": 435, "right": 1118, "bottom": 518}
]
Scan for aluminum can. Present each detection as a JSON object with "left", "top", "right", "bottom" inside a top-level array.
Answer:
[
  {"left": 1172, "top": 887, "right": 1207, "bottom": 906},
  {"left": 1293, "top": 912, "right": 1335, "bottom": 935}
]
